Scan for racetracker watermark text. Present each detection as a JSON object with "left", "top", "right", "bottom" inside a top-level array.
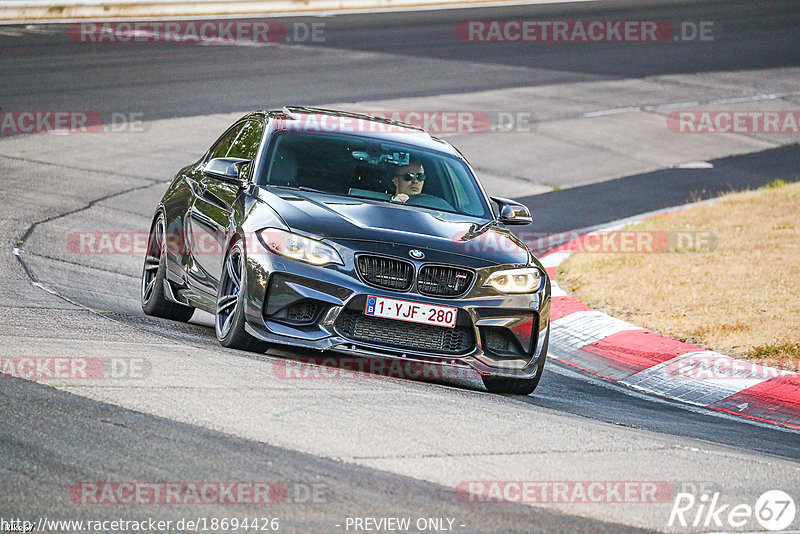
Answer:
[
  {"left": 457, "top": 481, "right": 674, "bottom": 503},
  {"left": 664, "top": 354, "right": 798, "bottom": 380},
  {"left": 272, "top": 357, "right": 479, "bottom": 380},
  {"left": 668, "top": 111, "right": 800, "bottom": 133},
  {"left": 68, "top": 481, "right": 326, "bottom": 505},
  {"left": 0, "top": 111, "right": 144, "bottom": 134},
  {"left": 0, "top": 356, "right": 149, "bottom": 380},
  {"left": 68, "top": 20, "right": 324, "bottom": 44},
  {"left": 275, "top": 110, "right": 536, "bottom": 135},
  {"left": 457, "top": 20, "right": 715, "bottom": 42},
  {"left": 456, "top": 230, "right": 718, "bottom": 255}
]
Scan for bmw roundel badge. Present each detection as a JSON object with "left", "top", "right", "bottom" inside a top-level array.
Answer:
[{"left": 409, "top": 249, "right": 425, "bottom": 259}]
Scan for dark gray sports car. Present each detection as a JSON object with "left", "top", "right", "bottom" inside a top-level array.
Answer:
[{"left": 141, "top": 107, "right": 551, "bottom": 394}]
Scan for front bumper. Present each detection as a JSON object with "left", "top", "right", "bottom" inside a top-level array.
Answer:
[{"left": 241, "top": 248, "right": 550, "bottom": 379}]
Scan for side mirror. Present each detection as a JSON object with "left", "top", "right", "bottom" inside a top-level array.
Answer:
[
  {"left": 203, "top": 157, "right": 250, "bottom": 187},
  {"left": 491, "top": 197, "right": 532, "bottom": 225}
]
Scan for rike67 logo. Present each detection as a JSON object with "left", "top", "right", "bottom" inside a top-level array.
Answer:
[{"left": 669, "top": 490, "right": 796, "bottom": 531}]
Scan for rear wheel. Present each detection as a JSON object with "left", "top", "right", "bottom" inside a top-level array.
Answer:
[
  {"left": 141, "top": 214, "right": 195, "bottom": 321},
  {"left": 215, "top": 239, "right": 270, "bottom": 352},
  {"left": 482, "top": 337, "right": 548, "bottom": 395}
]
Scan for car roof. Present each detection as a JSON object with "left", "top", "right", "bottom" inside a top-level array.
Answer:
[{"left": 242, "top": 106, "right": 464, "bottom": 157}]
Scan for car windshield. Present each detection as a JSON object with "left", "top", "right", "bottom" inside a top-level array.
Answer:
[{"left": 258, "top": 132, "right": 492, "bottom": 219}]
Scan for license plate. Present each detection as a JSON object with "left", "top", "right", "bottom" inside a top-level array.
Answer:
[{"left": 364, "top": 295, "right": 457, "bottom": 328}]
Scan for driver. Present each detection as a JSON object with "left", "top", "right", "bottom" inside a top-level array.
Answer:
[{"left": 391, "top": 161, "right": 425, "bottom": 203}]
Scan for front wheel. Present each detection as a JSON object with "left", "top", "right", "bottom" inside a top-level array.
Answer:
[
  {"left": 141, "top": 213, "right": 195, "bottom": 322},
  {"left": 215, "top": 239, "right": 270, "bottom": 353},
  {"left": 482, "top": 337, "right": 548, "bottom": 395}
]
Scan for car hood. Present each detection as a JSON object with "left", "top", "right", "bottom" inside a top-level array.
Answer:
[{"left": 255, "top": 188, "right": 531, "bottom": 266}]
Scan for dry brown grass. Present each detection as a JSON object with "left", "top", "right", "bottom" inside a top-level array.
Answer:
[{"left": 556, "top": 181, "right": 800, "bottom": 369}]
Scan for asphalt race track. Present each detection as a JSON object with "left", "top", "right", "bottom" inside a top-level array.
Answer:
[
  {"left": 3, "top": 0, "right": 800, "bottom": 120},
  {"left": 1, "top": 1, "right": 800, "bottom": 532}
]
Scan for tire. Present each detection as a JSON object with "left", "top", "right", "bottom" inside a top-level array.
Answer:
[
  {"left": 215, "top": 239, "right": 270, "bottom": 352},
  {"left": 482, "top": 336, "right": 548, "bottom": 395},
  {"left": 141, "top": 213, "right": 195, "bottom": 322}
]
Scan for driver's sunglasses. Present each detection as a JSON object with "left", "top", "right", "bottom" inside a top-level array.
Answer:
[{"left": 396, "top": 172, "right": 426, "bottom": 182}]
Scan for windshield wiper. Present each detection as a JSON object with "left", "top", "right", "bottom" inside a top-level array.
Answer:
[
  {"left": 268, "top": 184, "right": 327, "bottom": 194},
  {"left": 297, "top": 186, "right": 326, "bottom": 194}
]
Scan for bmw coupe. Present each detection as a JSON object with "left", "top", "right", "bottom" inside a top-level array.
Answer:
[{"left": 141, "top": 107, "right": 551, "bottom": 394}]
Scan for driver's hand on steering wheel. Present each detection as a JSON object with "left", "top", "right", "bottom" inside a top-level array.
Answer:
[{"left": 392, "top": 193, "right": 409, "bottom": 203}]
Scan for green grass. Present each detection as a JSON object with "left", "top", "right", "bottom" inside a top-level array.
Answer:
[
  {"left": 761, "top": 179, "right": 789, "bottom": 190},
  {"left": 748, "top": 342, "right": 800, "bottom": 360}
]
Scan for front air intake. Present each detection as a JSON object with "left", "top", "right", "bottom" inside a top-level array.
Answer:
[
  {"left": 355, "top": 255, "right": 414, "bottom": 291},
  {"left": 417, "top": 265, "right": 474, "bottom": 297}
]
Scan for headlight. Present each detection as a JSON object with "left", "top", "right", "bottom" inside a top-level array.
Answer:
[
  {"left": 484, "top": 267, "right": 542, "bottom": 293},
  {"left": 258, "top": 229, "right": 343, "bottom": 266}
]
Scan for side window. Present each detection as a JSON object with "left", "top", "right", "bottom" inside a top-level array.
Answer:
[
  {"left": 208, "top": 123, "right": 245, "bottom": 161},
  {"left": 227, "top": 120, "right": 264, "bottom": 161}
]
